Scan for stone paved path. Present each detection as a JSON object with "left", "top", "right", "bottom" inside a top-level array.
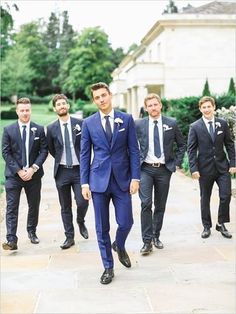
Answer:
[{"left": 1, "top": 156, "right": 235, "bottom": 314}]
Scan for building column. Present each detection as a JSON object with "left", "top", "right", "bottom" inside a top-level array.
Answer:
[{"left": 137, "top": 85, "right": 147, "bottom": 117}]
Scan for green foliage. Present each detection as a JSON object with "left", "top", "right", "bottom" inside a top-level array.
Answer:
[
  {"left": 1, "top": 45, "right": 35, "bottom": 97},
  {"left": 216, "top": 106, "right": 236, "bottom": 141},
  {"left": 216, "top": 94, "right": 235, "bottom": 109},
  {"left": 165, "top": 96, "right": 201, "bottom": 139},
  {"left": 62, "top": 27, "right": 115, "bottom": 99},
  {"left": 82, "top": 104, "right": 98, "bottom": 117},
  {"left": 227, "top": 78, "right": 236, "bottom": 96},
  {"left": 202, "top": 78, "right": 211, "bottom": 96},
  {"left": 1, "top": 107, "right": 17, "bottom": 119}
]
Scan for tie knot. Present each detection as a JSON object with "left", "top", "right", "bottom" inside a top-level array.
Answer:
[
  {"left": 105, "top": 115, "right": 110, "bottom": 121},
  {"left": 63, "top": 123, "right": 68, "bottom": 127},
  {"left": 153, "top": 120, "right": 158, "bottom": 125},
  {"left": 208, "top": 121, "right": 213, "bottom": 125},
  {"left": 22, "top": 125, "right": 26, "bottom": 129}
]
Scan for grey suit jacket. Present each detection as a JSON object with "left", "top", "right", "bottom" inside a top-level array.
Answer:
[
  {"left": 187, "top": 117, "right": 235, "bottom": 175},
  {"left": 135, "top": 116, "right": 186, "bottom": 172},
  {"left": 46, "top": 116, "right": 83, "bottom": 178}
]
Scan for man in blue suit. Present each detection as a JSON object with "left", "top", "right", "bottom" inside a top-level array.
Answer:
[
  {"left": 188, "top": 96, "right": 236, "bottom": 239},
  {"left": 80, "top": 82, "right": 140, "bottom": 284},
  {"left": 2, "top": 97, "right": 48, "bottom": 250}
]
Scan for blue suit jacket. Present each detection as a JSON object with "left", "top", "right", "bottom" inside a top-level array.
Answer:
[
  {"left": 80, "top": 110, "right": 140, "bottom": 193},
  {"left": 2, "top": 121, "right": 48, "bottom": 179}
]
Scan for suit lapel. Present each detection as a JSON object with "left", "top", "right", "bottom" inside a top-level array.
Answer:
[
  {"left": 56, "top": 120, "right": 63, "bottom": 145},
  {"left": 29, "top": 123, "right": 34, "bottom": 153},
  {"left": 144, "top": 118, "right": 149, "bottom": 149},
  {"left": 111, "top": 111, "right": 120, "bottom": 148},
  {"left": 14, "top": 122, "right": 22, "bottom": 150},
  {"left": 70, "top": 118, "right": 76, "bottom": 145}
]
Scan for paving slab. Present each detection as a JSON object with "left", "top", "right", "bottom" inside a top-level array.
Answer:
[{"left": 0, "top": 156, "right": 235, "bottom": 314}]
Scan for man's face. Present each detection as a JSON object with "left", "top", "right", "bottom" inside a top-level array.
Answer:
[
  {"left": 92, "top": 88, "right": 112, "bottom": 114},
  {"left": 16, "top": 103, "right": 31, "bottom": 123},
  {"left": 54, "top": 99, "right": 69, "bottom": 117},
  {"left": 199, "top": 101, "right": 215, "bottom": 120},
  {"left": 145, "top": 98, "right": 162, "bottom": 119}
]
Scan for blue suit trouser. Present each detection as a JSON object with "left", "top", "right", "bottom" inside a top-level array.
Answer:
[{"left": 92, "top": 174, "right": 133, "bottom": 269}]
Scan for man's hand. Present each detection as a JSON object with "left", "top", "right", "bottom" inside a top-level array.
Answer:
[
  {"left": 229, "top": 167, "right": 236, "bottom": 174},
  {"left": 130, "top": 180, "right": 139, "bottom": 195},
  {"left": 17, "top": 168, "right": 33, "bottom": 181},
  {"left": 82, "top": 186, "right": 91, "bottom": 200},
  {"left": 192, "top": 171, "right": 200, "bottom": 180}
]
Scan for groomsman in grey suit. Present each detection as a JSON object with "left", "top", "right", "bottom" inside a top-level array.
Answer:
[
  {"left": 47, "top": 94, "right": 89, "bottom": 249},
  {"left": 135, "top": 93, "right": 185, "bottom": 255},
  {"left": 2, "top": 97, "right": 48, "bottom": 250},
  {"left": 187, "top": 96, "right": 236, "bottom": 239}
]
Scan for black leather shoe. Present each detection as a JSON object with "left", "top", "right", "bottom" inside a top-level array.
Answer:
[
  {"left": 140, "top": 243, "right": 153, "bottom": 255},
  {"left": 100, "top": 268, "right": 114, "bottom": 284},
  {"left": 78, "top": 223, "right": 89, "bottom": 239},
  {"left": 60, "top": 238, "right": 75, "bottom": 249},
  {"left": 112, "top": 241, "right": 131, "bottom": 268},
  {"left": 216, "top": 224, "right": 232, "bottom": 239},
  {"left": 201, "top": 227, "right": 211, "bottom": 239},
  {"left": 2, "top": 241, "right": 18, "bottom": 250},
  {"left": 153, "top": 238, "right": 164, "bottom": 249},
  {"left": 28, "top": 232, "right": 40, "bottom": 244}
]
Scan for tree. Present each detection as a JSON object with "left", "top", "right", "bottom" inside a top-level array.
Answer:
[
  {"left": 62, "top": 27, "right": 114, "bottom": 100},
  {"left": 14, "top": 21, "right": 48, "bottom": 95},
  {"left": 163, "top": 0, "right": 178, "bottom": 14},
  {"left": 202, "top": 78, "right": 211, "bottom": 96},
  {"left": 0, "top": 3, "right": 18, "bottom": 58},
  {"left": 1, "top": 45, "right": 35, "bottom": 97},
  {"left": 227, "top": 77, "right": 236, "bottom": 96}
]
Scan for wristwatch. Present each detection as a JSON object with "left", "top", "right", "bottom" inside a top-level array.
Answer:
[{"left": 31, "top": 164, "right": 39, "bottom": 173}]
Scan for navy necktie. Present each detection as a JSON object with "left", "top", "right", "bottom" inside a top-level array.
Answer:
[
  {"left": 104, "top": 116, "right": 112, "bottom": 144},
  {"left": 22, "top": 125, "right": 27, "bottom": 167},
  {"left": 153, "top": 120, "right": 161, "bottom": 158},
  {"left": 63, "top": 123, "right": 73, "bottom": 167},
  {"left": 208, "top": 121, "right": 214, "bottom": 141}
]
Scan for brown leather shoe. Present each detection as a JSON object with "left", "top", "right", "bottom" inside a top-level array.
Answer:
[{"left": 2, "top": 241, "right": 18, "bottom": 250}]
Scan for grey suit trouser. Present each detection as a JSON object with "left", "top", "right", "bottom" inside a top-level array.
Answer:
[{"left": 139, "top": 164, "right": 172, "bottom": 244}]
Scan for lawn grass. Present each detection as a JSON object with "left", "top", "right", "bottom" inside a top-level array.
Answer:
[{"left": 0, "top": 104, "right": 56, "bottom": 192}]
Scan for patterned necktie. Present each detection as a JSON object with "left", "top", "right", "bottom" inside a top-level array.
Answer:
[
  {"left": 63, "top": 123, "right": 73, "bottom": 167},
  {"left": 22, "top": 125, "right": 27, "bottom": 167},
  {"left": 104, "top": 115, "right": 112, "bottom": 144},
  {"left": 208, "top": 121, "right": 214, "bottom": 141},
  {"left": 153, "top": 120, "right": 161, "bottom": 158}
]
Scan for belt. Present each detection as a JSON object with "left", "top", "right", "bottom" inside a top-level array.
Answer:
[
  {"left": 59, "top": 165, "right": 79, "bottom": 169},
  {"left": 143, "top": 162, "right": 165, "bottom": 168}
]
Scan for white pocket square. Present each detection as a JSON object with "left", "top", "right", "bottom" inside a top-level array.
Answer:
[
  {"left": 118, "top": 128, "right": 125, "bottom": 132},
  {"left": 217, "top": 131, "right": 223, "bottom": 135},
  {"left": 34, "top": 137, "right": 40, "bottom": 140}
]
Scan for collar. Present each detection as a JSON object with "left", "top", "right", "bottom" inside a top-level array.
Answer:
[
  {"left": 202, "top": 116, "right": 215, "bottom": 125},
  {"left": 59, "top": 117, "right": 71, "bottom": 127},
  {"left": 100, "top": 109, "right": 114, "bottom": 120},
  {"left": 18, "top": 120, "right": 30, "bottom": 128}
]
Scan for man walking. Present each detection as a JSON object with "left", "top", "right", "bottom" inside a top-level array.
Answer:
[
  {"left": 80, "top": 82, "right": 140, "bottom": 284},
  {"left": 135, "top": 93, "right": 185, "bottom": 255},
  {"left": 187, "top": 96, "right": 235, "bottom": 239},
  {"left": 2, "top": 97, "right": 48, "bottom": 250},
  {"left": 47, "top": 94, "right": 89, "bottom": 249}
]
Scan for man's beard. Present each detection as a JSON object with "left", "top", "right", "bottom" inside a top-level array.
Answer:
[{"left": 58, "top": 110, "right": 68, "bottom": 117}]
